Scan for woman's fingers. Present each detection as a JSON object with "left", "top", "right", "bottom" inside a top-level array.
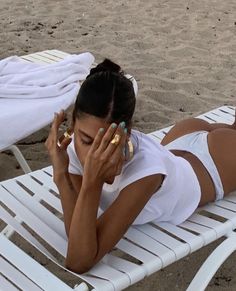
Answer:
[
  {"left": 98, "top": 123, "right": 121, "bottom": 152},
  {"left": 60, "top": 137, "right": 72, "bottom": 150},
  {"left": 45, "top": 110, "right": 66, "bottom": 152},
  {"left": 90, "top": 127, "right": 106, "bottom": 152},
  {"left": 110, "top": 129, "right": 127, "bottom": 165},
  {"left": 50, "top": 110, "right": 66, "bottom": 143},
  {"left": 97, "top": 125, "right": 127, "bottom": 176},
  {"left": 103, "top": 122, "right": 127, "bottom": 157}
]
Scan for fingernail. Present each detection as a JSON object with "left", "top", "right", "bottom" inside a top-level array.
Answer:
[
  {"left": 124, "top": 128, "right": 128, "bottom": 134},
  {"left": 99, "top": 128, "right": 104, "bottom": 133},
  {"left": 111, "top": 123, "right": 117, "bottom": 128},
  {"left": 119, "top": 121, "right": 126, "bottom": 128}
]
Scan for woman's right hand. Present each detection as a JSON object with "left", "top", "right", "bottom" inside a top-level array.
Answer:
[
  {"left": 45, "top": 110, "right": 72, "bottom": 179},
  {"left": 82, "top": 122, "right": 127, "bottom": 189}
]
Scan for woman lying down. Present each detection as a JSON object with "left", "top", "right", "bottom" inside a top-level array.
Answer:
[{"left": 45, "top": 59, "right": 236, "bottom": 274}]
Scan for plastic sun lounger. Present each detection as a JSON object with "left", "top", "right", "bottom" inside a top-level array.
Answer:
[{"left": 1, "top": 99, "right": 236, "bottom": 290}]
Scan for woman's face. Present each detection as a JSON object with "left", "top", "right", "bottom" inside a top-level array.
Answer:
[{"left": 73, "top": 114, "right": 125, "bottom": 184}]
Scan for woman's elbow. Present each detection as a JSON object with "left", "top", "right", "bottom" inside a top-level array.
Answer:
[{"left": 65, "top": 257, "right": 94, "bottom": 274}]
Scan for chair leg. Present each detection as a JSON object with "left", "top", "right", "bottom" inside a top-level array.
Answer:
[
  {"left": 5, "top": 145, "right": 32, "bottom": 173},
  {"left": 187, "top": 232, "right": 236, "bottom": 291}
]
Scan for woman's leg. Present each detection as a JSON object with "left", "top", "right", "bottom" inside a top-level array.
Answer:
[{"left": 208, "top": 128, "right": 236, "bottom": 196}]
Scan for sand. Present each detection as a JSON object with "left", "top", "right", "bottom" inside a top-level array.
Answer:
[{"left": 1, "top": 0, "right": 236, "bottom": 289}]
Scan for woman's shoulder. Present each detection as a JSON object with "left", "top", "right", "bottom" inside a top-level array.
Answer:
[
  {"left": 125, "top": 131, "right": 168, "bottom": 171},
  {"left": 130, "top": 129, "right": 169, "bottom": 158},
  {"left": 117, "top": 130, "right": 170, "bottom": 190}
]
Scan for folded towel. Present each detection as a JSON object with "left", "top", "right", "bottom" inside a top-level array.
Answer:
[
  {"left": 0, "top": 53, "right": 94, "bottom": 98},
  {"left": 0, "top": 52, "right": 95, "bottom": 150}
]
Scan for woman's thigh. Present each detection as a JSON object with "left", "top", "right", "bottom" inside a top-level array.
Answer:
[
  {"left": 161, "top": 118, "right": 211, "bottom": 145},
  {"left": 208, "top": 128, "right": 236, "bottom": 195}
]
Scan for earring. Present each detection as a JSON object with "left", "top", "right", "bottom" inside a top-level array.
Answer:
[{"left": 124, "top": 138, "right": 134, "bottom": 161}]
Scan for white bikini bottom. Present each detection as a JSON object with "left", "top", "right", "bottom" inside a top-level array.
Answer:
[{"left": 164, "top": 130, "right": 224, "bottom": 200}]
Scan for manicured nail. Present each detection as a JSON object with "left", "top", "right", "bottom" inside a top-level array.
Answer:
[
  {"left": 119, "top": 121, "right": 126, "bottom": 128},
  {"left": 124, "top": 128, "right": 128, "bottom": 134},
  {"left": 99, "top": 128, "right": 104, "bottom": 133},
  {"left": 111, "top": 123, "right": 117, "bottom": 128}
]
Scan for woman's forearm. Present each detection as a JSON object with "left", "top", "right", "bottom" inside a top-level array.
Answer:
[
  {"left": 54, "top": 172, "right": 79, "bottom": 236},
  {"left": 66, "top": 181, "right": 103, "bottom": 273}
]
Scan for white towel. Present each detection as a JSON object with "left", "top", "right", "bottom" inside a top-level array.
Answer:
[{"left": 0, "top": 52, "right": 94, "bottom": 150}]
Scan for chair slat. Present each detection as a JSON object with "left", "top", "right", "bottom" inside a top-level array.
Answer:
[
  {"left": 0, "top": 187, "right": 67, "bottom": 256},
  {"left": 17, "top": 174, "right": 62, "bottom": 213},
  {"left": 116, "top": 238, "right": 162, "bottom": 275},
  {"left": 1, "top": 180, "right": 65, "bottom": 239},
  {"left": 34, "top": 51, "right": 64, "bottom": 62},
  {"left": 46, "top": 49, "right": 70, "bottom": 58},
  {"left": 210, "top": 108, "right": 234, "bottom": 123},
  {"left": 156, "top": 222, "right": 204, "bottom": 252},
  {"left": 22, "top": 53, "right": 57, "bottom": 64},
  {"left": 179, "top": 221, "right": 217, "bottom": 244},
  {"left": 125, "top": 227, "right": 176, "bottom": 267},
  {"left": 215, "top": 200, "right": 236, "bottom": 212},
  {"left": 135, "top": 224, "right": 190, "bottom": 260},
  {"left": 203, "top": 204, "right": 236, "bottom": 223},
  {"left": 0, "top": 257, "right": 42, "bottom": 291},
  {"left": 187, "top": 213, "right": 232, "bottom": 237},
  {"left": 103, "top": 254, "right": 145, "bottom": 285},
  {"left": 1, "top": 235, "right": 74, "bottom": 291},
  {"left": 196, "top": 114, "right": 215, "bottom": 123},
  {"left": 204, "top": 112, "right": 232, "bottom": 124},
  {"left": 20, "top": 54, "right": 50, "bottom": 64},
  {"left": 0, "top": 206, "right": 55, "bottom": 259},
  {"left": 87, "top": 262, "right": 131, "bottom": 291},
  {"left": 0, "top": 273, "right": 19, "bottom": 291},
  {"left": 30, "top": 169, "right": 59, "bottom": 193}
]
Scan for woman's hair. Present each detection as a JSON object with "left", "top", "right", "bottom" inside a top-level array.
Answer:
[{"left": 72, "top": 59, "right": 136, "bottom": 128}]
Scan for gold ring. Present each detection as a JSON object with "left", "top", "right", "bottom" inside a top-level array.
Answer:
[
  {"left": 110, "top": 134, "right": 121, "bottom": 145},
  {"left": 57, "top": 128, "right": 72, "bottom": 146},
  {"left": 64, "top": 129, "right": 72, "bottom": 139}
]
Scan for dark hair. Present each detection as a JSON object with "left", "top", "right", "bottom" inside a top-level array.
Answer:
[{"left": 72, "top": 59, "right": 136, "bottom": 128}]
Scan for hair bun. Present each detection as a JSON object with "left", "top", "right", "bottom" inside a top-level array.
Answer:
[{"left": 88, "top": 58, "right": 122, "bottom": 78}]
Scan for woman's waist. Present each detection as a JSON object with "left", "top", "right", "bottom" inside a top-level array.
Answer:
[{"left": 171, "top": 150, "right": 216, "bottom": 204}]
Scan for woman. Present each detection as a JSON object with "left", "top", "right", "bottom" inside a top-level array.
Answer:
[{"left": 45, "top": 59, "right": 236, "bottom": 274}]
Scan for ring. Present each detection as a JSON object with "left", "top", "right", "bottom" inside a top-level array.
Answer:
[
  {"left": 57, "top": 128, "right": 72, "bottom": 146},
  {"left": 110, "top": 134, "right": 121, "bottom": 146}
]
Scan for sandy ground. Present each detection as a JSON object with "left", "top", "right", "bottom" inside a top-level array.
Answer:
[{"left": 1, "top": 0, "right": 236, "bottom": 290}]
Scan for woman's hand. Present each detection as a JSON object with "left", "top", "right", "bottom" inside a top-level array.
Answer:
[
  {"left": 45, "top": 110, "right": 72, "bottom": 179},
  {"left": 82, "top": 122, "right": 127, "bottom": 188}
]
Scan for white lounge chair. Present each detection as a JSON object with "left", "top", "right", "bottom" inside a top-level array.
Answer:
[{"left": 1, "top": 103, "right": 236, "bottom": 290}]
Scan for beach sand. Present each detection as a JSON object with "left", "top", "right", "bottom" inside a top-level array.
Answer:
[{"left": 1, "top": 0, "right": 236, "bottom": 289}]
